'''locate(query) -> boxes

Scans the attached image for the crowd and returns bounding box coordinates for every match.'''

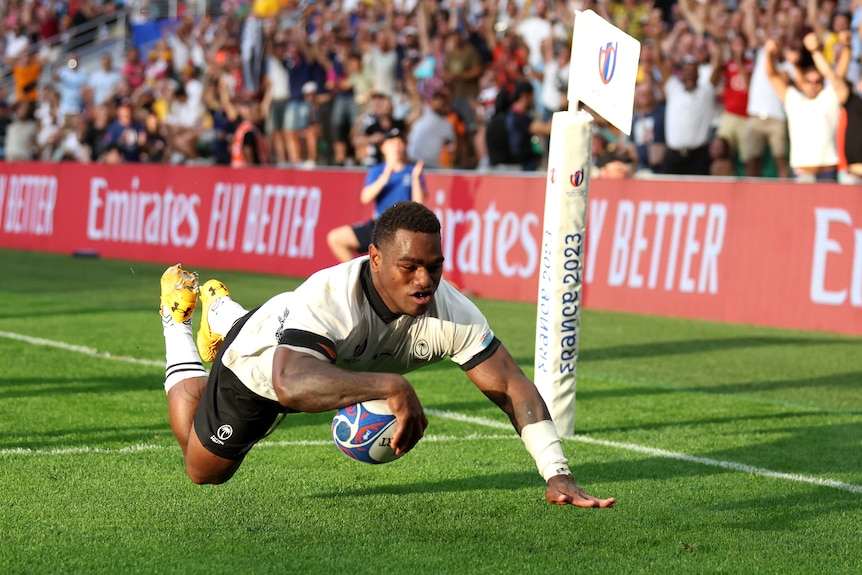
[0,0,860,182]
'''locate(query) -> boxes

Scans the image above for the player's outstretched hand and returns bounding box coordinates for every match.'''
[545,474,615,508]
[385,381,428,456]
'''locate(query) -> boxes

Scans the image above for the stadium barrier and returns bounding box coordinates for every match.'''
[0,162,859,336]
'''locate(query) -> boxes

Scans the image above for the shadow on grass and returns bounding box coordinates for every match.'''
[0,373,160,398]
[577,370,862,413]
[0,424,173,450]
[310,455,861,513]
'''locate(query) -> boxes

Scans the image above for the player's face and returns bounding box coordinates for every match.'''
[369,230,444,317]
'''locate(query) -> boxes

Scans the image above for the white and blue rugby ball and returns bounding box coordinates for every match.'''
[332,400,401,464]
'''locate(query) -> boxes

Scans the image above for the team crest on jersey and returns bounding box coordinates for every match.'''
[413,339,431,360]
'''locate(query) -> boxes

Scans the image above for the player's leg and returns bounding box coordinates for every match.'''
[160,264,209,454]
[161,266,244,483]
[197,279,247,363]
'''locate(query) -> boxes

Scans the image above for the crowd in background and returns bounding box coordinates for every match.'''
[0,0,861,181]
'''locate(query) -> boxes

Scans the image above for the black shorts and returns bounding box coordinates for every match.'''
[194,309,293,460]
[351,219,376,254]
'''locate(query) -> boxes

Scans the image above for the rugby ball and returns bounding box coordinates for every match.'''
[332,399,401,464]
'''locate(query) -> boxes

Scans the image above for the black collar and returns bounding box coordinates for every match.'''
[360,259,401,324]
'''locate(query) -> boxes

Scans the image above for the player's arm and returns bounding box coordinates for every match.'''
[465,344,615,508]
[272,346,428,455]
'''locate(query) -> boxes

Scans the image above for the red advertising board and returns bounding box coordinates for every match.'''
[1,163,860,336]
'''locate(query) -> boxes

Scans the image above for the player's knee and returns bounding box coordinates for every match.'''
[185,464,235,485]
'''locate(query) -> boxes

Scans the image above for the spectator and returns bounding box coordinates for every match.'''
[355,92,404,167]
[537,38,569,121]
[406,87,457,169]
[82,102,112,163]
[284,33,315,165]
[347,50,373,117]
[87,53,122,106]
[326,127,426,262]
[55,53,88,123]
[103,99,147,163]
[609,0,652,42]
[201,76,233,166]
[4,100,37,161]
[225,92,267,168]
[300,80,320,168]
[764,33,842,181]
[52,113,90,162]
[0,100,12,159]
[741,1,793,178]
[442,30,484,157]
[656,40,722,176]
[10,50,43,104]
[502,80,547,171]
[631,79,667,174]
[708,136,736,176]
[516,0,565,75]
[490,26,528,92]
[261,35,290,165]
[34,85,62,161]
[327,40,360,166]
[4,19,30,61]
[141,110,168,164]
[366,29,398,98]
[715,33,754,169]
[164,83,205,164]
[121,46,146,93]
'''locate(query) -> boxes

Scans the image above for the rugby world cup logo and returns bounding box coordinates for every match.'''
[598,41,618,85]
[570,169,585,188]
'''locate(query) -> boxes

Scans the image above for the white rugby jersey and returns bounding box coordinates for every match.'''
[220,257,501,402]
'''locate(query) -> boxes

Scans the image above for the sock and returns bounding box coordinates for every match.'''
[207,296,247,337]
[162,309,207,393]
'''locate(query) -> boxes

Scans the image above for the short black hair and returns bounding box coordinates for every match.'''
[512,80,534,100]
[371,202,440,248]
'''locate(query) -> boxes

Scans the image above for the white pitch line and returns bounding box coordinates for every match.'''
[2,330,860,495]
[0,330,162,367]
[0,435,517,457]
[426,409,862,495]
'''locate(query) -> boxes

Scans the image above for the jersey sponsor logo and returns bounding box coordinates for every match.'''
[211,424,234,445]
[480,328,493,347]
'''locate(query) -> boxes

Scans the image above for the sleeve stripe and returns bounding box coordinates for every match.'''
[278,329,338,362]
[459,337,502,371]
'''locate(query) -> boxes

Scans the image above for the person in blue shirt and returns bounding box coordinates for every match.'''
[326,128,427,262]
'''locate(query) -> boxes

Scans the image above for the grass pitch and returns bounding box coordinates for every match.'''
[0,249,860,574]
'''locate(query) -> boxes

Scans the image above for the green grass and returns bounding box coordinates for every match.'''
[0,248,860,575]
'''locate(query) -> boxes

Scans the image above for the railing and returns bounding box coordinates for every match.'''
[1,10,128,103]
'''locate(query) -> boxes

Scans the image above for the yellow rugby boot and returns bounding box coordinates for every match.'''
[159,264,199,324]
[197,279,230,362]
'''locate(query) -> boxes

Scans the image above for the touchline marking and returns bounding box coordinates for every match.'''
[0,330,162,367]
[426,409,862,495]
[0,435,517,457]
[2,330,860,495]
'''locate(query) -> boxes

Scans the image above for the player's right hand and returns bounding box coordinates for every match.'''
[385,379,428,455]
